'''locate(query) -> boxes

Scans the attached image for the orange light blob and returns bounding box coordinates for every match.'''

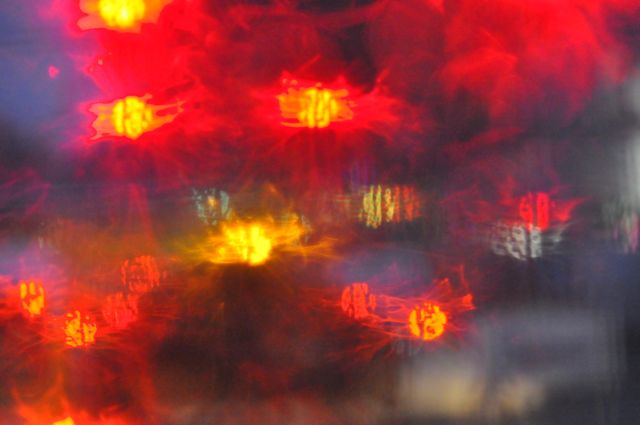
[277,81,354,129]
[19,280,45,318]
[78,0,173,32]
[204,217,307,266]
[408,302,447,341]
[64,311,97,348]
[52,417,75,425]
[89,94,182,140]
[460,293,475,311]
[120,255,160,294]
[341,282,376,320]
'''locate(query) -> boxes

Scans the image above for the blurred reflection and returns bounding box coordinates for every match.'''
[397,308,622,421]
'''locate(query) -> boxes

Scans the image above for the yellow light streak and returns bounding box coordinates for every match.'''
[278,84,354,129]
[89,94,182,140]
[201,217,307,266]
[78,0,173,32]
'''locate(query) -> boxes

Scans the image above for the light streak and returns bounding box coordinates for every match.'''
[359,185,421,228]
[337,277,472,344]
[89,94,182,140]
[199,216,309,266]
[220,223,272,266]
[277,80,354,129]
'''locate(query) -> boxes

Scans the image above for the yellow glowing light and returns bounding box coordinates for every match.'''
[341,282,376,320]
[89,94,182,140]
[408,302,447,341]
[218,223,273,266]
[52,417,75,425]
[98,0,146,29]
[205,217,306,266]
[64,311,97,348]
[112,96,152,139]
[278,82,354,129]
[19,280,45,318]
[78,0,173,32]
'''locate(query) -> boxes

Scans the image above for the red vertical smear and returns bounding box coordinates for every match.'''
[518,193,535,229]
[393,186,401,223]
[127,184,154,242]
[536,192,551,230]
[518,192,552,230]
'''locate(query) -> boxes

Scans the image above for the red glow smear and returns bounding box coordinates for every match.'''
[120,255,160,295]
[439,0,630,125]
[516,191,582,231]
[77,0,174,32]
[102,292,139,330]
[189,214,330,267]
[503,190,583,230]
[489,190,583,259]
[339,278,474,343]
[519,191,552,230]
[48,65,60,79]
[341,282,376,320]
[259,75,398,133]
[64,310,97,348]
[88,94,183,141]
